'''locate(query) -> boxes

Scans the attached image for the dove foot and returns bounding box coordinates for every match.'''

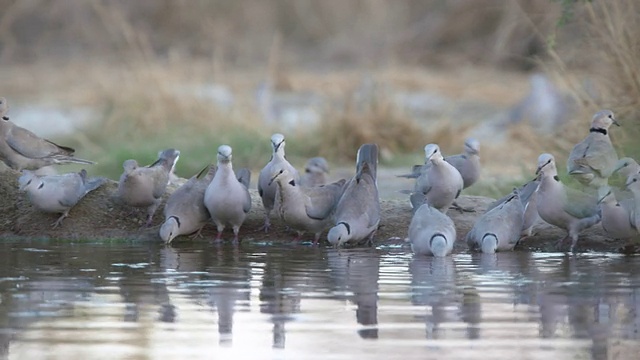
[51,213,68,229]
[189,227,205,239]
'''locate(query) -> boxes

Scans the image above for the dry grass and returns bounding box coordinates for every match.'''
[309,96,426,162]
[545,0,640,155]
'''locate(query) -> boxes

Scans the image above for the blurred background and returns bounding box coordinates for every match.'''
[0,0,638,196]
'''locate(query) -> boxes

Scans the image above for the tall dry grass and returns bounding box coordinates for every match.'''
[545,0,640,155]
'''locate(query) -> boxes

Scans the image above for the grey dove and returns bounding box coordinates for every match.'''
[399,138,480,189]
[327,144,380,247]
[624,173,640,232]
[0,97,95,171]
[409,144,464,213]
[117,148,180,227]
[613,157,640,181]
[258,133,299,232]
[160,164,216,243]
[407,203,456,257]
[269,168,346,244]
[536,153,601,251]
[300,156,330,187]
[486,177,541,237]
[466,190,525,253]
[567,110,619,188]
[597,186,636,240]
[19,169,107,228]
[204,145,252,243]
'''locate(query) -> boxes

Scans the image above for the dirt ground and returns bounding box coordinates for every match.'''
[0,168,634,254]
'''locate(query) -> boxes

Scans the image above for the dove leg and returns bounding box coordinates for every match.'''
[52,211,70,229]
[569,236,579,253]
[312,232,322,246]
[145,201,161,227]
[214,222,225,242]
[365,230,377,247]
[232,225,241,244]
[260,212,271,233]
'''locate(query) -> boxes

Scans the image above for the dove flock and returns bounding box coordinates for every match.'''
[1,96,637,254]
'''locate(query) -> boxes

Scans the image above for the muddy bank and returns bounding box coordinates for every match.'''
[0,169,629,253]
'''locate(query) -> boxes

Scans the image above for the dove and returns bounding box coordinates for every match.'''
[18,169,107,228]
[204,145,252,243]
[327,144,380,247]
[535,153,601,251]
[466,190,525,253]
[567,109,619,188]
[597,186,636,240]
[117,148,180,227]
[486,177,541,237]
[270,167,346,244]
[160,164,216,243]
[0,97,95,171]
[300,157,330,187]
[257,133,299,232]
[408,144,464,213]
[613,157,640,181]
[407,203,456,257]
[624,173,640,232]
[399,138,480,189]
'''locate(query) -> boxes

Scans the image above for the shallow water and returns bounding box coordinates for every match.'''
[0,240,639,360]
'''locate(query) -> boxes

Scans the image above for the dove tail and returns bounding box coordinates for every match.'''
[83,177,108,194]
[356,144,378,181]
[59,157,96,166]
[236,168,251,188]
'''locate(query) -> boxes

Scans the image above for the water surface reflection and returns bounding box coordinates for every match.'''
[0,240,639,359]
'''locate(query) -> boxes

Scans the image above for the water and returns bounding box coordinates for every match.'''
[0,240,639,360]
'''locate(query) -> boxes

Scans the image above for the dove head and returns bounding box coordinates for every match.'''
[327,222,351,247]
[269,167,295,186]
[157,149,180,172]
[481,233,498,254]
[625,173,640,193]
[613,157,640,178]
[122,159,139,173]
[305,157,329,174]
[464,138,480,155]
[18,170,38,192]
[271,133,286,154]
[159,216,180,243]
[535,153,557,177]
[591,109,619,130]
[217,145,233,164]
[429,233,449,257]
[597,186,615,205]
[424,144,443,163]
